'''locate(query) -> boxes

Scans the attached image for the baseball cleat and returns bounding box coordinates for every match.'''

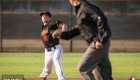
[40,77,46,80]
[39,73,47,80]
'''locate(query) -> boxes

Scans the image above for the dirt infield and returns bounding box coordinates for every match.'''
[23,78,140,80]
[0,78,140,80]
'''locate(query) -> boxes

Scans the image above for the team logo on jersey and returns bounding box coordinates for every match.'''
[128,76,136,80]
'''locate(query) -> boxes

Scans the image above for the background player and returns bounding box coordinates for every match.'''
[39,11,67,80]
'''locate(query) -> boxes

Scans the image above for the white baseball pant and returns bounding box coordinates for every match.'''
[40,44,66,80]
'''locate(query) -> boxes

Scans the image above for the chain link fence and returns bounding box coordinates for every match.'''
[0,0,140,52]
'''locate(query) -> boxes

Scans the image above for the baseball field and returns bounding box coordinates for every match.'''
[0,53,140,80]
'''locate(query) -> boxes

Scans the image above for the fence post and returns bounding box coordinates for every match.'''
[70,4,73,52]
[0,0,3,52]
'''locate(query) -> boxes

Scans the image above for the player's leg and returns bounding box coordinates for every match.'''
[53,44,66,80]
[39,48,54,79]
[77,39,111,80]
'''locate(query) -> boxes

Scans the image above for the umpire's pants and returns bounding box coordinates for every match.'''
[77,39,113,80]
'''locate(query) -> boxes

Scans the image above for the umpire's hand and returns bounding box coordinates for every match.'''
[52,30,62,38]
[95,41,103,49]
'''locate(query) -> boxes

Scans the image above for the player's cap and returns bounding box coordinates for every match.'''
[40,10,51,17]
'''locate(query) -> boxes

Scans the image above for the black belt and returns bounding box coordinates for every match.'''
[46,46,56,51]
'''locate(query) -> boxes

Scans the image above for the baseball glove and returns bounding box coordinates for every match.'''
[41,28,48,36]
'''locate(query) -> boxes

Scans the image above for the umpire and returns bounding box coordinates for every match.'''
[53,0,113,80]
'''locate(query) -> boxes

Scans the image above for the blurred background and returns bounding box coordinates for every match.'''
[0,0,140,53]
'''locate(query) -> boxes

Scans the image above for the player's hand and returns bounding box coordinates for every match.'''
[95,41,103,49]
[52,30,62,38]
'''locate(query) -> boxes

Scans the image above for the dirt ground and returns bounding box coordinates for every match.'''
[1,78,139,80]
[24,78,140,80]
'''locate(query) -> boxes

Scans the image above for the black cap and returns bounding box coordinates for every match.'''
[40,10,51,17]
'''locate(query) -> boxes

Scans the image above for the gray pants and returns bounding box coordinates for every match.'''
[77,40,113,80]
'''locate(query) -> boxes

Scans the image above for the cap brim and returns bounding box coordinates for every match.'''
[40,13,46,16]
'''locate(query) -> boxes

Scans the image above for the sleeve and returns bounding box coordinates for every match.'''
[60,25,80,40]
[86,7,107,43]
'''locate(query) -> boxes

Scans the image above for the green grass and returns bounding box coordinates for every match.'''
[0,53,140,78]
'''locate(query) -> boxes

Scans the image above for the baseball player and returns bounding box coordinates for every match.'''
[39,11,67,80]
